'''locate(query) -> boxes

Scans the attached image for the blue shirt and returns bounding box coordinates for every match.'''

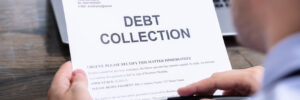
[253,33,300,100]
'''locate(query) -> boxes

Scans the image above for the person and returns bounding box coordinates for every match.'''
[178,0,300,99]
[48,0,300,100]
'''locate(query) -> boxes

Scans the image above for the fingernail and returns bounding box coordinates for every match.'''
[178,87,184,90]
[74,70,86,77]
[178,87,186,92]
[179,86,188,90]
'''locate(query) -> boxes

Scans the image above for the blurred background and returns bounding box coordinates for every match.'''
[0,0,264,100]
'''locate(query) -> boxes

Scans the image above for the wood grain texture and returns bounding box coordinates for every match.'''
[227,47,265,69]
[0,0,265,100]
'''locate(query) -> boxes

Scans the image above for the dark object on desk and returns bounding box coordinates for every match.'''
[213,0,236,36]
[168,95,250,100]
[214,0,231,8]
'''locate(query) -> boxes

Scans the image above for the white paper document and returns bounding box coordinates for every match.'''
[62,0,231,100]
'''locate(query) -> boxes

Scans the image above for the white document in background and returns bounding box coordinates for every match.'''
[62,0,231,100]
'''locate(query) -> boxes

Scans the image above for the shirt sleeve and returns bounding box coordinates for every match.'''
[252,76,300,100]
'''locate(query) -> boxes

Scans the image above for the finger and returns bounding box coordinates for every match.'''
[178,78,217,96]
[49,61,73,94]
[70,70,89,91]
[71,69,88,87]
[222,90,235,96]
[222,90,242,96]
[200,99,215,100]
[178,70,244,96]
[69,70,91,99]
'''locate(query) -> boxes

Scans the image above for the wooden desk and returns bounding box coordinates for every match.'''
[0,0,265,99]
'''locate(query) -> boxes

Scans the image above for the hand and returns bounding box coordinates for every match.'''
[48,61,92,100]
[178,66,264,96]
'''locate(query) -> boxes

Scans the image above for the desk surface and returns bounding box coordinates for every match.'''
[0,0,265,100]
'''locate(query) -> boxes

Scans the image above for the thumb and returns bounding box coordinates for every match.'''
[70,70,89,93]
[69,70,92,100]
[72,70,88,85]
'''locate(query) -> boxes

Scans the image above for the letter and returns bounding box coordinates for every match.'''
[181,28,191,38]
[157,30,165,40]
[138,31,148,42]
[143,16,152,26]
[134,16,143,26]
[111,33,121,44]
[129,32,139,43]
[100,33,110,44]
[124,16,133,27]
[170,29,181,39]
[152,15,160,25]
[148,31,158,41]
[165,30,171,40]
[121,33,130,43]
